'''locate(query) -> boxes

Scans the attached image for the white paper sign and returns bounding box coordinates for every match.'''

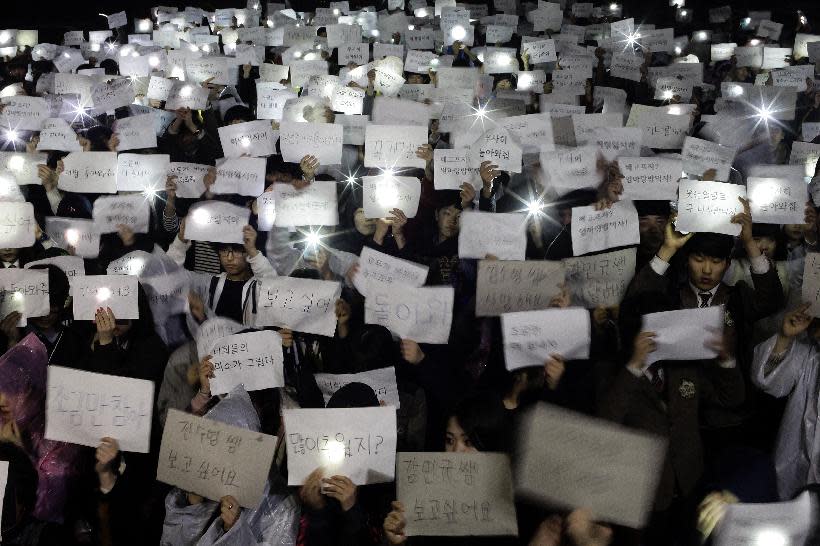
[563,248,636,308]
[789,141,820,178]
[364,284,454,344]
[642,306,723,364]
[213,157,266,196]
[747,177,806,225]
[364,125,427,169]
[255,277,341,337]
[675,179,745,236]
[335,114,368,145]
[25,255,85,278]
[116,153,171,192]
[502,308,590,370]
[714,491,813,546]
[516,403,667,529]
[371,97,431,127]
[682,136,736,181]
[0,269,49,322]
[167,162,208,198]
[114,114,158,151]
[279,121,344,165]
[314,367,400,407]
[433,148,481,190]
[331,86,365,115]
[147,76,174,101]
[0,202,34,248]
[58,152,118,194]
[44,217,100,258]
[362,175,421,219]
[37,118,82,152]
[283,407,397,485]
[217,120,278,158]
[91,77,136,112]
[267,180,339,228]
[164,82,209,111]
[45,366,153,453]
[256,85,296,121]
[458,211,527,261]
[92,194,150,234]
[571,201,640,256]
[476,260,565,317]
[469,128,522,173]
[0,96,49,131]
[522,39,557,63]
[353,246,428,297]
[0,152,47,186]
[71,275,139,320]
[619,157,682,200]
[207,330,285,396]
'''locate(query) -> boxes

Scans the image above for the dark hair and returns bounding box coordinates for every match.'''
[433,190,462,212]
[0,441,39,527]
[223,105,253,125]
[683,233,734,261]
[99,58,119,75]
[449,391,510,452]
[27,264,70,310]
[327,382,379,408]
[85,125,114,151]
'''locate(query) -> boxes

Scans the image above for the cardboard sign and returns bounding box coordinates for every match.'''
[398,452,518,537]
[516,403,667,528]
[0,202,35,248]
[58,152,118,194]
[571,201,640,256]
[279,121,344,165]
[283,407,397,485]
[217,120,278,158]
[213,157,266,196]
[476,260,564,317]
[362,175,421,219]
[45,366,153,453]
[255,276,341,337]
[208,330,285,396]
[364,284,454,344]
[502,308,591,370]
[746,177,806,225]
[458,211,527,261]
[353,246,428,297]
[71,275,139,320]
[314,367,400,407]
[364,124,427,169]
[44,217,100,258]
[116,153,171,192]
[157,407,277,507]
[184,201,250,244]
[92,194,151,234]
[675,179,745,236]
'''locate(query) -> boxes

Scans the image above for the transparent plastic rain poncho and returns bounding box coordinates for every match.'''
[0,333,85,523]
[160,387,298,546]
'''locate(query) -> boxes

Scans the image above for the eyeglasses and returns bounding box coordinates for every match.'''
[218,247,246,258]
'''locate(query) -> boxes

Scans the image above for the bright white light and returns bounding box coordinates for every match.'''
[241,137,251,148]
[64,228,80,246]
[202,44,211,53]
[750,38,761,46]
[7,156,24,171]
[192,208,210,224]
[148,55,160,67]
[170,66,185,79]
[517,73,532,90]
[662,90,674,99]
[729,85,743,97]
[371,29,380,37]
[333,8,340,15]
[0,32,10,44]
[266,19,274,28]
[324,440,346,465]
[293,50,303,59]
[179,85,192,98]
[3,129,19,143]
[450,25,466,41]
[626,32,640,47]
[609,3,619,11]
[742,17,751,26]
[417,8,428,17]
[674,46,682,55]
[375,183,399,207]
[119,46,133,57]
[96,286,112,302]
[91,43,101,52]
[138,20,151,32]
[131,51,139,58]
[801,16,807,25]
[751,182,778,205]
[756,105,772,122]
[527,201,543,215]
[680,10,688,16]
[668,106,682,115]
[188,43,199,52]
[473,105,487,119]
[753,529,787,546]
[305,230,321,248]
[430,58,439,66]
[105,42,117,53]
[143,185,158,199]
[345,174,357,185]
[11,291,23,302]
[408,24,415,31]
[63,52,71,59]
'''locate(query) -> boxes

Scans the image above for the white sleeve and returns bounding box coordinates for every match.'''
[166,237,191,267]
[650,255,670,275]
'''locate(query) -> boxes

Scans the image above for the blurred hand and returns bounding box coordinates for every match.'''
[400,339,425,364]
[220,495,241,531]
[544,354,566,390]
[383,501,407,545]
[300,468,326,510]
[95,307,116,345]
[198,355,214,394]
[321,475,357,511]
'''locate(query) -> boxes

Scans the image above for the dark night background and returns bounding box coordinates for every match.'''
[4,0,819,43]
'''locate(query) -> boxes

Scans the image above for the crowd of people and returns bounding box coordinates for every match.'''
[0,0,819,545]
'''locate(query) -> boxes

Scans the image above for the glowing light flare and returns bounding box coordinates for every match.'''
[674,46,682,55]
[696,31,708,42]
[323,440,346,465]
[7,155,25,171]
[408,24,415,31]
[609,3,619,11]
[96,287,112,302]
[668,106,682,115]
[0,32,10,44]
[526,200,543,215]
[417,8,428,18]
[240,137,251,148]
[179,85,193,98]
[333,8,340,15]
[375,180,399,208]
[143,185,159,199]
[192,208,210,225]
[753,529,787,546]
[450,25,467,41]
[137,20,152,32]
[148,55,160,68]
[750,182,778,205]
[680,10,688,17]
[293,50,303,59]
[11,291,23,302]
[64,228,80,246]
[3,129,19,143]
[304,230,322,248]
[662,90,674,100]
[749,38,761,46]
[91,43,101,52]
